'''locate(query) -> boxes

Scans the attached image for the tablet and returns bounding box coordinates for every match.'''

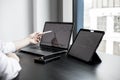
[68,29,105,62]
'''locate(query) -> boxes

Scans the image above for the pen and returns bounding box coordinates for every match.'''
[43,30,52,34]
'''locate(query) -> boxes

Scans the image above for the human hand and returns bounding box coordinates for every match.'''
[28,32,43,44]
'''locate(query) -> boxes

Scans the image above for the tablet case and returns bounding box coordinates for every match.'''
[68,29,105,64]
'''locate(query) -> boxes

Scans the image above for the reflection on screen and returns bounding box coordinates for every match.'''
[51,32,59,46]
[40,22,73,49]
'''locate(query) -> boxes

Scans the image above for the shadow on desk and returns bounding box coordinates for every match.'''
[0,74,19,80]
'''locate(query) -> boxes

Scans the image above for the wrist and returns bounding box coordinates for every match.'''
[6,53,20,62]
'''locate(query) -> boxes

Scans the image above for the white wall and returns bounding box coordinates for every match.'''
[33,0,73,32]
[63,0,73,22]
[0,0,73,41]
[0,0,33,41]
[33,0,58,32]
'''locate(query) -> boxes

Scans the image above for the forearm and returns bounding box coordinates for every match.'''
[13,37,31,50]
[6,53,20,62]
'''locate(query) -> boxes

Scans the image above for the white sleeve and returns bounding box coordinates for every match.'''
[0,52,21,80]
[0,40,16,54]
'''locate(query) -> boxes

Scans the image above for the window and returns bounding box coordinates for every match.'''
[83,0,120,55]
[114,16,120,32]
[97,16,106,31]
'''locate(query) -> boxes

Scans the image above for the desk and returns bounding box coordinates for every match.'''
[17,52,120,80]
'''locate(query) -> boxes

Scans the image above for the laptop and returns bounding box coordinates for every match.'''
[68,29,105,62]
[21,22,73,56]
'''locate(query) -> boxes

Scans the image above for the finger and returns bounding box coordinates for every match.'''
[38,32,44,36]
[35,39,40,43]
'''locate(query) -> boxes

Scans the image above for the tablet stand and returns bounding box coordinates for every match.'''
[89,52,101,64]
[68,52,102,64]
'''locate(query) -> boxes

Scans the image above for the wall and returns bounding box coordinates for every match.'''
[0,0,33,41]
[33,0,58,32]
[33,0,73,32]
[63,0,73,22]
[0,0,73,41]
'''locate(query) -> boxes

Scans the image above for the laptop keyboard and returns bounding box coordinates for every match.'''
[30,46,40,49]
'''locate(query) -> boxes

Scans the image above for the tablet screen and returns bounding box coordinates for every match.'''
[68,29,104,62]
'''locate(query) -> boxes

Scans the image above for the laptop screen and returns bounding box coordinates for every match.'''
[40,22,73,49]
[68,29,105,62]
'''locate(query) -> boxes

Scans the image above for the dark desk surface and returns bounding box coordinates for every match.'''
[17,52,120,80]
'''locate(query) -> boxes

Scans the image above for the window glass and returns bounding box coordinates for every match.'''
[84,0,120,55]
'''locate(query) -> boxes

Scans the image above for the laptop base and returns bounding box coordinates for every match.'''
[20,46,67,56]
